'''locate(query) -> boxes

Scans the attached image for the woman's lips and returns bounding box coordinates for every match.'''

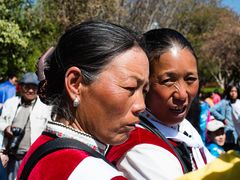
[169,106,187,116]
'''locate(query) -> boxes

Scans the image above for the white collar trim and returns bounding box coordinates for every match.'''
[140,110,204,148]
[45,121,107,155]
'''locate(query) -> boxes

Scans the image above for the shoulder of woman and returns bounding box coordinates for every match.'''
[181,119,193,127]
[69,156,125,179]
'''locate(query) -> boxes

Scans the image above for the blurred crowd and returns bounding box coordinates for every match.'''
[187,85,240,158]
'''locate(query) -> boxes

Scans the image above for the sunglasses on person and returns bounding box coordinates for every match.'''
[21,84,38,91]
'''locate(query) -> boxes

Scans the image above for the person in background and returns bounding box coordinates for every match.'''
[205,92,214,108]
[212,89,221,105]
[210,85,240,149]
[198,91,211,144]
[17,21,149,179]
[0,72,18,113]
[0,72,52,180]
[186,88,211,145]
[206,119,226,157]
[0,73,18,149]
[107,28,214,180]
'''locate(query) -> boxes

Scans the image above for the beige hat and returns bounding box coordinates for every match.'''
[210,115,215,121]
[207,120,225,132]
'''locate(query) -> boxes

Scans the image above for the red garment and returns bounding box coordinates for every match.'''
[106,120,212,180]
[107,127,185,172]
[17,134,126,180]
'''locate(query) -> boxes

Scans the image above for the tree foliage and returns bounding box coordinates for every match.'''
[120,0,179,32]
[0,0,30,78]
[35,0,126,32]
[201,9,240,88]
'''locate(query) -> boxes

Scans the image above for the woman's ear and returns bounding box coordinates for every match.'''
[65,66,82,101]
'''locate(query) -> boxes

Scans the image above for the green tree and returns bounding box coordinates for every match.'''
[0,0,59,79]
[169,0,240,88]
[0,0,30,78]
[1,0,127,79]
[173,1,222,85]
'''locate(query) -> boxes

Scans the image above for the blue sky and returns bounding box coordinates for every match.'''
[222,0,240,14]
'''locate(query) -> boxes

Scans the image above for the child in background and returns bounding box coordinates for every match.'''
[206,119,226,157]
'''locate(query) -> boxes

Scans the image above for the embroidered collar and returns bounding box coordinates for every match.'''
[45,121,107,155]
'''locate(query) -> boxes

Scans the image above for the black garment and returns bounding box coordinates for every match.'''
[0,160,7,180]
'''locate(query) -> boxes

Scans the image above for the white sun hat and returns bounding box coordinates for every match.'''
[207,120,225,132]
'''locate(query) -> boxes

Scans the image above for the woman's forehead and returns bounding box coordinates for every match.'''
[151,49,197,74]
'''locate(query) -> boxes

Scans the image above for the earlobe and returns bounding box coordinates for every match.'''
[65,66,82,101]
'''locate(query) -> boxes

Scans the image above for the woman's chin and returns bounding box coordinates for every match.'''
[168,111,187,124]
[160,115,185,126]
[107,135,129,146]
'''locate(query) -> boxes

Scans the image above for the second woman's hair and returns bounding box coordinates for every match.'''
[143,28,197,74]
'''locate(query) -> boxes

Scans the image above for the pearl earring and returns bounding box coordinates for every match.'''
[73,97,80,107]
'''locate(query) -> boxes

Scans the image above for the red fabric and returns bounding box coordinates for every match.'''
[112,176,128,180]
[17,134,89,180]
[199,147,207,164]
[106,127,184,171]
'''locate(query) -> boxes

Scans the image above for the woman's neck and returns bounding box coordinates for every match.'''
[230,99,237,103]
[56,117,84,132]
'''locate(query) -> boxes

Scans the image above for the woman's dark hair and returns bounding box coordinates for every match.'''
[44,20,144,120]
[225,85,240,100]
[143,28,197,75]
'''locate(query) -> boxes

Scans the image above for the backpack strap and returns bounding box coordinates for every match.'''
[139,116,190,173]
[20,137,112,180]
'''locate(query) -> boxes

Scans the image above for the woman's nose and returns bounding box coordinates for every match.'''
[173,82,188,101]
[132,92,146,116]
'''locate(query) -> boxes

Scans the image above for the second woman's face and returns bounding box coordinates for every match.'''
[78,47,149,145]
[146,48,199,125]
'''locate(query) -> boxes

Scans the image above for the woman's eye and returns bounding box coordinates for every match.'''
[186,77,198,84]
[125,87,137,94]
[160,79,174,86]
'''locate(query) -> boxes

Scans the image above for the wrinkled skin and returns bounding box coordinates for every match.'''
[146,48,199,126]
[76,47,149,145]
